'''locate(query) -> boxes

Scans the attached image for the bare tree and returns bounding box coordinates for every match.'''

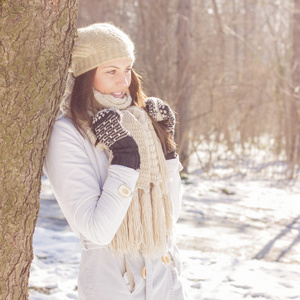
[0,1,77,299]
[175,0,192,170]
[78,0,125,26]
[287,0,300,177]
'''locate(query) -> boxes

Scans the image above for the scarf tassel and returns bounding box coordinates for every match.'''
[151,182,167,256]
[110,190,142,257]
[109,183,174,259]
[139,189,154,257]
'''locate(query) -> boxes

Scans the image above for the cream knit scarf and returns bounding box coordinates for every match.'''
[61,74,174,258]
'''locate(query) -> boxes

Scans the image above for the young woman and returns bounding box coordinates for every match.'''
[44,23,186,300]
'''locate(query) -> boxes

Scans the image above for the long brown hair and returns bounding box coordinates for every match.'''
[70,68,171,156]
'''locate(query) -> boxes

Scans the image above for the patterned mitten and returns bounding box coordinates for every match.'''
[145,98,176,159]
[92,108,140,170]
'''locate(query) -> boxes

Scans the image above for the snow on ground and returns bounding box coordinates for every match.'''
[29,151,300,300]
[177,174,300,300]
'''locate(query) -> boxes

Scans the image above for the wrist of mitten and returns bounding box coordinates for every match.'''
[110,136,140,170]
[93,109,141,170]
[165,147,177,160]
[165,137,177,160]
[166,151,176,160]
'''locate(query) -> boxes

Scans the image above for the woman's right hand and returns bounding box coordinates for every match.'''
[92,108,140,170]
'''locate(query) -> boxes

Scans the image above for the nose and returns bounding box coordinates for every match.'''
[116,73,130,88]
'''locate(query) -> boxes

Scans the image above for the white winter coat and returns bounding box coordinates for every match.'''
[44,115,186,300]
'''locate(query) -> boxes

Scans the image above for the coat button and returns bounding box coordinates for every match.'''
[161,253,172,266]
[118,184,132,198]
[141,266,146,280]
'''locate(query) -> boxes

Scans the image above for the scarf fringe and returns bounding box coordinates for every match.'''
[151,183,167,255]
[109,184,173,259]
[140,189,154,257]
[128,190,143,252]
[109,215,128,257]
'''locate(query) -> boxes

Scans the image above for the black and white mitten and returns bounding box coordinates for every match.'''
[145,97,176,159]
[92,108,140,170]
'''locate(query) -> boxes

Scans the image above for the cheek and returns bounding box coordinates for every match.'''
[127,72,132,86]
[94,73,108,92]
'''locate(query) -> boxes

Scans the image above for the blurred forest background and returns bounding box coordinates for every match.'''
[78,0,300,177]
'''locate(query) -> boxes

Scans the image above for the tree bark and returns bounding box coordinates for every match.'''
[77,0,117,26]
[176,0,192,171]
[287,0,300,177]
[0,1,78,299]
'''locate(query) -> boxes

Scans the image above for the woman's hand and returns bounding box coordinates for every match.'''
[145,98,176,159]
[93,108,140,169]
[145,98,175,135]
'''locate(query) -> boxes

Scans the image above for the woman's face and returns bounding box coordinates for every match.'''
[94,58,133,98]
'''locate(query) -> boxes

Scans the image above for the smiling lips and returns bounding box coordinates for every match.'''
[111,92,124,98]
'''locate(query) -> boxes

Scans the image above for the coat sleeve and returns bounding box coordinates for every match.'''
[44,117,139,245]
[165,155,183,222]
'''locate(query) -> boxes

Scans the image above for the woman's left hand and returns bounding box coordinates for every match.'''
[145,98,176,159]
[145,97,175,136]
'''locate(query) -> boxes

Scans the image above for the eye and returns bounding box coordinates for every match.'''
[107,70,115,74]
[125,68,132,73]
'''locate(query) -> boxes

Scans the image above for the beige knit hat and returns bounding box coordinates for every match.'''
[70,23,135,77]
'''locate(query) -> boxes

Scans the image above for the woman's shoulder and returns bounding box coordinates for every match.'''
[50,115,84,143]
[53,114,74,129]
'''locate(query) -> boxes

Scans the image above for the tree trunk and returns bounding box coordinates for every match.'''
[176,0,192,171]
[77,0,118,26]
[0,1,78,299]
[287,0,300,177]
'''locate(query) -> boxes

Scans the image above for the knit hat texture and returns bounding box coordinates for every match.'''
[70,23,135,77]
